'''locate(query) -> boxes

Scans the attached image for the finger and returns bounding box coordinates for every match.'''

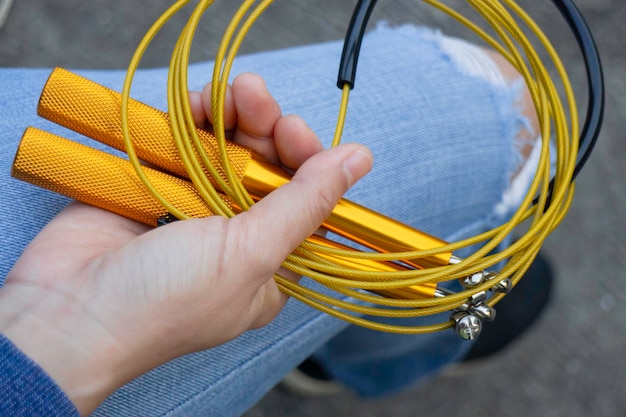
[227,143,373,281]
[201,82,237,131]
[274,114,324,171]
[230,73,282,163]
[188,91,207,129]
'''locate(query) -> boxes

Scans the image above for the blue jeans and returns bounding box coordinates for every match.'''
[0,25,529,416]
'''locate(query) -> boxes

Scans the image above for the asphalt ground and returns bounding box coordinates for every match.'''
[1,1,624,416]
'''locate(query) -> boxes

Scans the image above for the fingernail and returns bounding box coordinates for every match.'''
[343,148,373,188]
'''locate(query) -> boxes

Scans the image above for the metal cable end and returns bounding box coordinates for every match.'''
[461,271,487,289]
[450,311,482,340]
[470,303,496,322]
[449,290,495,339]
[491,277,513,294]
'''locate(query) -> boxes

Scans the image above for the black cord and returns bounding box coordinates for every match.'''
[551,0,605,181]
[337,0,378,89]
[337,0,605,200]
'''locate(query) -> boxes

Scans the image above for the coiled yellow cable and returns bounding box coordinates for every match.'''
[119,0,578,335]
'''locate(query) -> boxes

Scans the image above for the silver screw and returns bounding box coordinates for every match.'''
[491,277,513,294]
[453,314,482,340]
[461,271,486,289]
[471,303,496,322]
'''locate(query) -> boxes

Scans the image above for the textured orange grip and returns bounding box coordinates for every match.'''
[12,127,215,226]
[11,127,436,299]
[35,68,451,268]
[38,67,252,182]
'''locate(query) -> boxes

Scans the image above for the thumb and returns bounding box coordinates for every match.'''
[229,143,373,276]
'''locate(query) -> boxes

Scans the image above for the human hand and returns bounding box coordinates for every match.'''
[0,73,372,415]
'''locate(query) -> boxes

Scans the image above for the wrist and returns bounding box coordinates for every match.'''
[0,281,128,416]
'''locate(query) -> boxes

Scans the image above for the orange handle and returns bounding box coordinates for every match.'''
[37,68,451,268]
[12,126,436,299]
[12,127,215,226]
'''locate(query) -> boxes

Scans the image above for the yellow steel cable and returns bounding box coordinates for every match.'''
[209,0,274,210]
[112,0,581,334]
[121,0,192,221]
[169,22,234,217]
[331,85,351,147]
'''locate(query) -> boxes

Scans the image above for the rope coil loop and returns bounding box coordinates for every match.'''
[119,0,592,336]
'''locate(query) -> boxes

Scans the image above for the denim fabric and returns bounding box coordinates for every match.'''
[0,25,527,416]
[0,335,79,416]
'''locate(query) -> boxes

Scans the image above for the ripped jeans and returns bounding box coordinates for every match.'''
[0,24,533,416]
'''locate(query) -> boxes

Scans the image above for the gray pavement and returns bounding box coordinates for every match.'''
[1,1,624,416]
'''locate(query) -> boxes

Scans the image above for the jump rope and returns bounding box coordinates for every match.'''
[12,0,604,339]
